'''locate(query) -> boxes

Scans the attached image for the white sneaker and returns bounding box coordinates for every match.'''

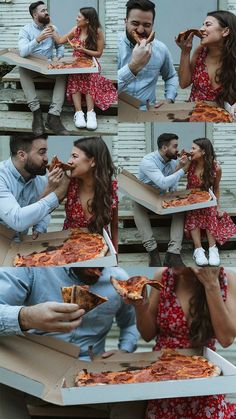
[74,111,86,128]
[193,247,208,266]
[208,245,220,266]
[86,110,97,130]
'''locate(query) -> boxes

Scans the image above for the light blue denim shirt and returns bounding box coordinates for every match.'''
[139,151,185,193]
[118,33,178,106]
[0,158,59,234]
[18,21,64,59]
[0,267,139,360]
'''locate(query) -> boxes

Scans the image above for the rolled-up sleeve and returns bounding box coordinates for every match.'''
[0,268,32,335]
[0,181,59,232]
[161,47,179,102]
[140,158,185,190]
[118,64,136,92]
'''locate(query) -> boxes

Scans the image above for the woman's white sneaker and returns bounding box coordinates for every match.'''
[86,110,97,130]
[74,111,86,128]
[208,245,220,266]
[193,247,208,266]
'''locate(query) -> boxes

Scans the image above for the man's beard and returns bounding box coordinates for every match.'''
[24,158,47,176]
[166,151,178,160]
[126,28,148,45]
[38,15,50,25]
[69,268,102,285]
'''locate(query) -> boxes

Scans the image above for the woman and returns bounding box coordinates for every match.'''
[176,11,236,118]
[185,138,236,266]
[63,136,118,251]
[133,266,236,418]
[52,7,117,129]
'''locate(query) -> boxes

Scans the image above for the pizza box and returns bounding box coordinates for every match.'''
[0,334,236,406]
[0,48,99,75]
[0,226,117,267]
[118,92,218,122]
[118,169,217,215]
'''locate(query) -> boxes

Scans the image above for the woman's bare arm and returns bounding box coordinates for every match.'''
[80,30,104,58]
[52,26,77,45]
[177,33,202,89]
[110,206,118,253]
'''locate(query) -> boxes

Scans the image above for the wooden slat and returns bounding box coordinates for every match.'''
[0,111,117,135]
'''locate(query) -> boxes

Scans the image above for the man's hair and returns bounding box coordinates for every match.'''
[10,134,48,156]
[157,133,178,149]
[126,0,156,20]
[29,1,45,17]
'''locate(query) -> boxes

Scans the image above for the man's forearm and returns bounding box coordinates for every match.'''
[0,305,24,335]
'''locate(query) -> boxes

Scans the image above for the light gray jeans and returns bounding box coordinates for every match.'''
[19,67,66,115]
[0,384,147,419]
[133,201,184,253]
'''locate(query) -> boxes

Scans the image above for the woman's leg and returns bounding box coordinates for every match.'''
[206,230,216,247]
[86,94,97,130]
[190,228,208,266]
[72,92,82,112]
[85,93,94,111]
[206,230,220,266]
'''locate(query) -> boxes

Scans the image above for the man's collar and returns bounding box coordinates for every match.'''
[123,32,135,49]
[156,150,170,164]
[8,158,35,183]
[32,21,45,30]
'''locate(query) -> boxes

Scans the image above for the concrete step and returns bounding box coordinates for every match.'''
[0,111,117,135]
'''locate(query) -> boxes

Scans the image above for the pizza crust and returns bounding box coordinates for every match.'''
[110,275,163,300]
[176,29,203,43]
[61,285,108,313]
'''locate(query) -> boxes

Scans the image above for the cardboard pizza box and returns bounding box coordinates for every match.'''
[0,226,117,267]
[0,48,99,75]
[118,92,217,122]
[118,169,217,215]
[0,334,236,405]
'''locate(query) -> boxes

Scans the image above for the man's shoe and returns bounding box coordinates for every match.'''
[45,114,69,135]
[148,248,162,267]
[74,111,86,128]
[193,247,208,266]
[86,110,97,130]
[208,245,220,266]
[163,252,185,267]
[32,109,45,136]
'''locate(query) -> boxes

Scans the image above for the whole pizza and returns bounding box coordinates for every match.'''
[162,189,212,209]
[13,229,108,267]
[48,57,94,70]
[75,349,221,387]
[189,101,233,123]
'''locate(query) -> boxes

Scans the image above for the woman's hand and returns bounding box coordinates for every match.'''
[190,267,221,288]
[175,32,194,54]
[217,206,224,218]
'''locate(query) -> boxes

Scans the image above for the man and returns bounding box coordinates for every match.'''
[134,133,190,267]
[118,0,178,107]
[0,134,69,239]
[0,266,146,419]
[18,1,69,135]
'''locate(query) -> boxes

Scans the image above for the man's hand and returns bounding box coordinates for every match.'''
[175,32,194,54]
[102,349,128,359]
[32,230,40,240]
[154,99,174,108]
[128,39,152,75]
[36,27,54,43]
[190,267,221,289]
[54,173,71,202]
[176,155,190,173]
[47,167,64,192]
[19,302,85,333]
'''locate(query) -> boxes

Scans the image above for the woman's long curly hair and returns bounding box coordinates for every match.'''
[207,10,236,106]
[73,137,115,234]
[80,7,101,51]
[174,268,221,346]
[193,138,216,191]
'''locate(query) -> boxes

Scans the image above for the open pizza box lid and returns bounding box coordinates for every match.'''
[118,169,217,215]
[118,92,217,122]
[0,226,117,267]
[0,48,99,75]
[0,334,236,405]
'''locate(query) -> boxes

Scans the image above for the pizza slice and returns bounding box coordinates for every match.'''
[110,275,164,300]
[189,102,233,122]
[177,149,191,158]
[61,285,108,313]
[176,28,203,43]
[132,30,155,45]
[47,155,73,172]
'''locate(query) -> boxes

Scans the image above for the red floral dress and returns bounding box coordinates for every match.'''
[184,162,236,245]
[189,47,222,102]
[146,267,236,419]
[63,178,118,230]
[66,27,117,110]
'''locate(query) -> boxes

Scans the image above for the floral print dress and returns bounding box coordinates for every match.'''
[189,47,222,102]
[184,162,236,244]
[66,27,117,110]
[146,267,236,419]
[63,178,118,230]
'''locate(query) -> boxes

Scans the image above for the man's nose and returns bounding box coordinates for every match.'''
[136,25,145,33]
